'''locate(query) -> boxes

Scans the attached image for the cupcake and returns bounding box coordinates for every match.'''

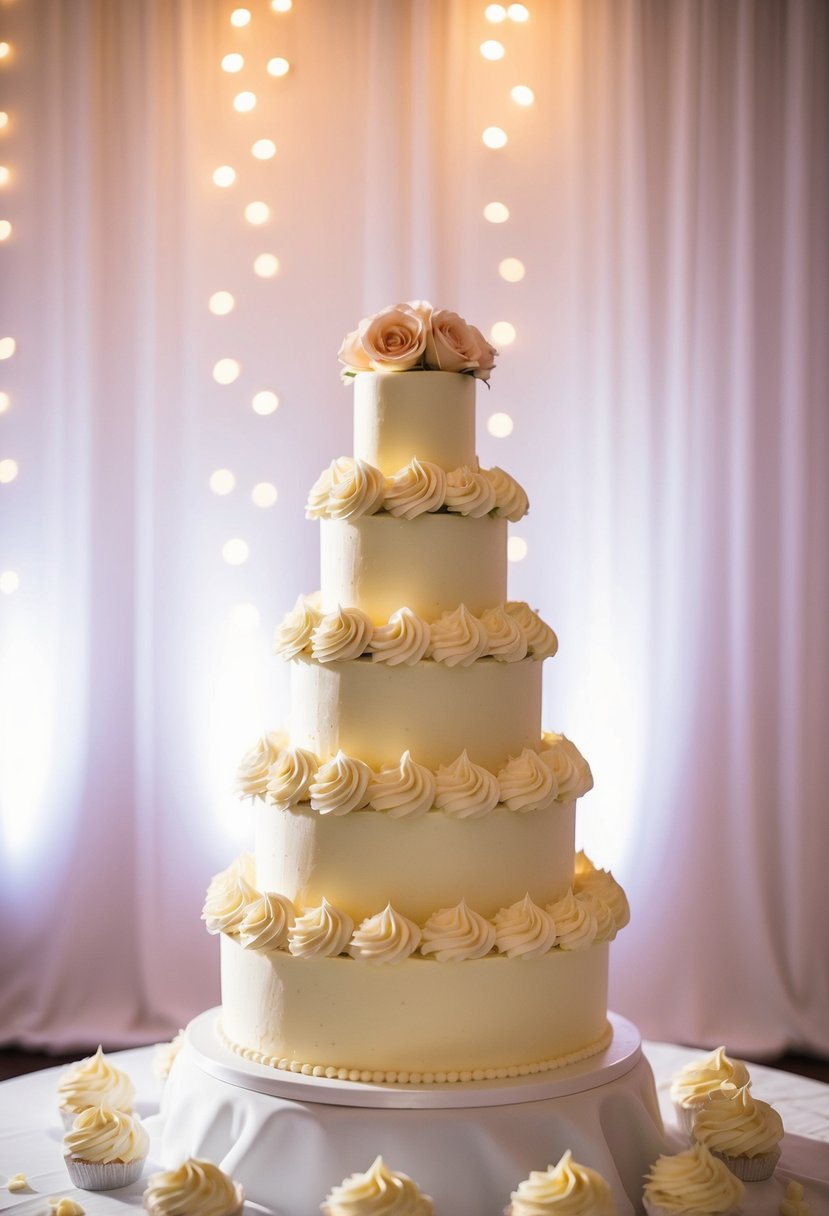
[57,1045,135,1129]
[669,1046,751,1135]
[143,1158,244,1216]
[152,1030,186,1082]
[321,1156,433,1215]
[692,1082,784,1181]
[63,1104,149,1190]
[506,1150,617,1214]
[642,1144,744,1216]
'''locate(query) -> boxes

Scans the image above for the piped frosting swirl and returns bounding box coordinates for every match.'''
[540,733,594,801]
[485,465,530,522]
[508,1150,616,1215]
[63,1104,149,1164]
[444,465,497,517]
[237,891,294,950]
[312,606,373,662]
[692,1082,784,1158]
[321,1155,433,1216]
[288,897,354,958]
[367,751,436,818]
[505,601,559,658]
[266,745,319,807]
[420,899,496,961]
[546,889,598,951]
[434,750,500,818]
[57,1047,135,1117]
[429,604,489,666]
[643,1144,744,1214]
[494,894,557,960]
[498,748,558,811]
[384,458,447,519]
[273,596,323,660]
[348,904,422,964]
[143,1158,243,1216]
[370,608,431,666]
[309,750,372,815]
[234,730,287,800]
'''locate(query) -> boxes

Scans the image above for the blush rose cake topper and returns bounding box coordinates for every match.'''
[338,301,498,382]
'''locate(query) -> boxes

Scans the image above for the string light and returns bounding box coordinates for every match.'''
[0,570,19,595]
[0,43,10,61]
[487,412,514,438]
[208,291,235,316]
[0,458,19,484]
[230,8,251,28]
[480,40,505,61]
[233,92,257,113]
[0,337,16,360]
[499,257,525,282]
[209,469,236,495]
[253,253,279,278]
[252,138,277,160]
[482,127,508,149]
[483,201,509,224]
[0,112,8,130]
[212,165,237,188]
[251,390,279,415]
[507,4,530,21]
[222,538,249,565]
[252,482,278,507]
[491,321,516,346]
[508,537,528,562]
[221,53,244,73]
[511,85,535,106]
[0,393,9,413]
[485,4,507,21]
[0,167,10,187]
[271,0,293,10]
[245,201,270,225]
[229,603,261,629]
[212,358,241,385]
[0,221,11,241]
[266,57,290,77]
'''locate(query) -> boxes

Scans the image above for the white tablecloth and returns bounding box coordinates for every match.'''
[1,1042,828,1214]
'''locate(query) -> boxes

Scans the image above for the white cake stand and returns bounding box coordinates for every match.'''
[149,1009,675,1215]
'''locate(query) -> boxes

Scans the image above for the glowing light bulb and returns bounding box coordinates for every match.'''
[229,602,261,629]
[0,570,19,595]
[0,393,9,413]
[212,165,237,188]
[271,0,293,10]
[0,458,19,483]
[253,253,279,278]
[213,358,241,385]
[483,201,510,224]
[480,40,505,60]
[499,258,525,282]
[209,291,235,316]
[486,4,507,21]
[252,138,277,160]
[221,53,244,73]
[252,482,278,507]
[491,321,516,346]
[0,167,10,187]
[209,468,236,495]
[0,43,10,60]
[482,127,508,149]
[508,3,530,21]
[230,8,251,27]
[222,538,249,565]
[487,412,514,438]
[0,112,8,129]
[0,221,10,241]
[0,337,16,360]
[508,536,528,562]
[245,201,270,225]
[252,390,279,415]
[266,57,291,77]
[511,85,535,106]
[233,91,257,113]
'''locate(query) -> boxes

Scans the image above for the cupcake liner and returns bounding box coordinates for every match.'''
[712,1146,780,1181]
[64,1154,146,1191]
[673,1100,700,1137]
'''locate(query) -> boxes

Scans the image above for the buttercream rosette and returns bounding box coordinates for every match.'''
[63,1104,149,1191]
[505,1148,617,1214]
[691,1082,783,1181]
[321,1154,434,1216]
[669,1046,751,1135]
[642,1144,744,1216]
[57,1045,135,1129]
[143,1157,244,1216]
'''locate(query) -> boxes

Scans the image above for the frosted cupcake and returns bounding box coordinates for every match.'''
[321,1156,434,1215]
[669,1046,751,1135]
[63,1104,149,1190]
[691,1082,784,1180]
[642,1144,744,1216]
[506,1150,617,1214]
[152,1030,186,1082]
[57,1045,135,1129]
[143,1158,244,1216]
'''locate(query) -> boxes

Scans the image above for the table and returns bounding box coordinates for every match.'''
[1,1041,828,1214]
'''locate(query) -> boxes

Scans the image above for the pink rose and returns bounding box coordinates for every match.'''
[425,309,483,373]
[356,304,428,372]
[469,325,498,382]
[337,327,373,371]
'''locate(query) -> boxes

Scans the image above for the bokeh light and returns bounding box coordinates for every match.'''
[208,291,235,316]
[252,482,278,508]
[213,358,241,385]
[480,41,505,61]
[233,92,257,113]
[252,390,279,415]
[491,320,517,346]
[511,85,535,106]
[487,412,514,438]
[212,165,237,188]
[245,201,270,225]
[252,139,277,160]
[221,53,244,73]
[209,469,236,495]
[0,570,19,595]
[253,253,280,278]
[499,257,525,282]
[482,127,508,149]
[222,538,249,565]
[230,9,251,28]
[508,536,528,562]
[0,458,18,484]
[483,201,510,224]
[267,57,291,77]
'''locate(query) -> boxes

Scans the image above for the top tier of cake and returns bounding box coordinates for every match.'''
[353,370,476,473]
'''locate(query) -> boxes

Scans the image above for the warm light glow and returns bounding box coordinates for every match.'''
[271,0,293,10]
[252,390,279,415]
[482,127,508,149]
[213,357,241,385]
[487,412,514,438]
[0,43,10,61]
[508,536,528,562]
[0,112,8,129]
[483,201,510,224]
[0,570,19,595]
[252,481,278,508]
[252,138,277,160]
[508,3,530,20]
[208,290,235,316]
[266,57,291,77]
[0,392,9,413]
[485,4,507,21]
[0,337,16,360]
[0,458,18,484]
[499,257,525,282]
[230,8,251,27]
[480,40,505,61]
[209,468,236,495]
[221,53,244,73]
[222,538,249,565]
[245,201,270,225]
[0,167,10,186]
[0,626,54,859]
[233,91,257,113]
[229,602,261,629]
[0,221,11,241]
[491,320,517,346]
[253,253,279,278]
[511,85,535,106]
[212,165,237,188]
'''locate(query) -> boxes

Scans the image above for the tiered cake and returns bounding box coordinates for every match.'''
[203,303,629,1083]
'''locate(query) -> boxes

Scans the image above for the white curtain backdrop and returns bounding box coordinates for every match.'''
[1,0,827,1058]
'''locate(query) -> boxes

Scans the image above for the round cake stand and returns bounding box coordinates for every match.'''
[148,1009,674,1216]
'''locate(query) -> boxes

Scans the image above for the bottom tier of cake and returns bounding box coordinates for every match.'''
[220,933,610,1080]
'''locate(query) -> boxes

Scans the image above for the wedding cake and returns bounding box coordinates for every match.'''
[202,302,629,1083]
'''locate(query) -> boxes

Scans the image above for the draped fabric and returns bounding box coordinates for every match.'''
[0,0,826,1056]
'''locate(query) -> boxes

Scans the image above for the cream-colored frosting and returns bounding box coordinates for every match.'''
[143,1158,243,1216]
[202,870,257,935]
[494,894,558,959]
[540,733,594,801]
[434,750,501,818]
[266,745,319,807]
[238,891,294,950]
[428,604,489,666]
[573,856,630,931]
[643,1144,744,1213]
[420,899,496,961]
[288,897,354,958]
[273,595,323,660]
[444,465,497,517]
[692,1082,784,1158]
[63,1104,148,1164]
[322,457,386,520]
[670,1046,752,1112]
[367,751,436,818]
[481,605,528,662]
[321,1155,434,1216]
[234,730,287,800]
[309,751,372,815]
[384,458,447,518]
[353,369,476,473]
[506,602,559,659]
[578,892,617,943]
[508,1150,616,1215]
[307,457,357,519]
[152,1030,185,1081]
[780,1180,811,1216]
[348,904,422,964]
[57,1046,135,1116]
[546,889,598,951]
[6,1173,29,1193]
[311,606,373,662]
[370,608,431,665]
[485,465,530,522]
[498,748,558,811]
[50,1199,85,1216]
